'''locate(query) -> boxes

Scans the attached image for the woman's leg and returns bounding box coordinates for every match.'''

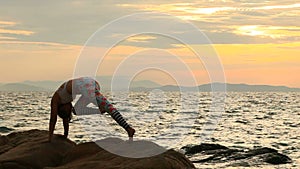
[95,88,135,137]
[75,77,135,137]
[73,95,99,115]
[95,91,129,128]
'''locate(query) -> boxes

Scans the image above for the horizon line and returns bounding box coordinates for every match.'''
[0,80,299,89]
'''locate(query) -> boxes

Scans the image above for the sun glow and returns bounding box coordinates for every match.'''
[232,25,300,39]
[235,26,265,37]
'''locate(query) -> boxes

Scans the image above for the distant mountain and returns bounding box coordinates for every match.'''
[95,76,161,90]
[23,80,62,91]
[0,79,299,92]
[0,83,48,91]
[130,80,161,88]
[154,83,300,92]
[221,83,300,92]
[0,78,162,92]
[198,83,300,92]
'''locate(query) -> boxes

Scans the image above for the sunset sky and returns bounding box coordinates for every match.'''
[0,0,299,87]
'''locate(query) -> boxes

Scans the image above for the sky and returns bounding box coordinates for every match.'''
[0,0,299,87]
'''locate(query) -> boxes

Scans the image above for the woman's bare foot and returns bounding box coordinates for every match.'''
[126,127,135,137]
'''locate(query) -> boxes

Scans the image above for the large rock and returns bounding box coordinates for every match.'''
[54,141,193,169]
[182,143,292,166]
[0,130,75,169]
[0,130,195,169]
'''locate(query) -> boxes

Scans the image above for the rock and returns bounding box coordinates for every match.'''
[182,143,228,155]
[0,129,195,169]
[55,142,194,169]
[94,137,167,158]
[0,135,8,146]
[0,130,76,169]
[264,152,292,164]
[0,126,14,133]
[60,140,195,169]
[182,144,292,166]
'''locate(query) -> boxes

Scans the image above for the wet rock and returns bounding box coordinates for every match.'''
[264,152,292,164]
[182,143,228,155]
[235,119,249,124]
[182,144,292,166]
[0,126,14,133]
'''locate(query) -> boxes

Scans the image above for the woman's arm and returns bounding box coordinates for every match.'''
[62,118,69,138]
[49,93,59,142]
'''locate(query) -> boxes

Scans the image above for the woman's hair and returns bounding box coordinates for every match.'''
[58,103,73,119]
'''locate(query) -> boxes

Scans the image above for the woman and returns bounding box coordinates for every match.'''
[49,77,135,142]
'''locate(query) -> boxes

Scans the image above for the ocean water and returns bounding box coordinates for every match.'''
[0,91,299,168]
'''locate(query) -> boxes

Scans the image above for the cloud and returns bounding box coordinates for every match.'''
[0,29,34,35]
[0,40,80,51]
[0,21,16,26]
[230,25,300,40]
[126,35,157,42]
[0,20,73,49]
[0,19,34,44]
[255,3,300,10]
[117,1,300,44]
[0,1,137,46]
[0,36,16,40]
[0,0,299,46]
[0,0,299,87]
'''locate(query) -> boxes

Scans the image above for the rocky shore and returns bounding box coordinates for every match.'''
[0,129,195,169]
[0,129,292,169]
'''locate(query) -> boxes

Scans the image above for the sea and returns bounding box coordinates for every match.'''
[0,91,299,168]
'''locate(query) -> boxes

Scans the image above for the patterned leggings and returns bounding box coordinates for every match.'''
[74,77,130,130]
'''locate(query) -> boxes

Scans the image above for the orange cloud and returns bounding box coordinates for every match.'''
[231,25,300,39]
[0,21,16,26]
[0,39,299,87]
[0,28,34,35]
[127,35,157,42]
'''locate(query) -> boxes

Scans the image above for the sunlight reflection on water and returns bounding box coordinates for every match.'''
[0,91,299,168]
